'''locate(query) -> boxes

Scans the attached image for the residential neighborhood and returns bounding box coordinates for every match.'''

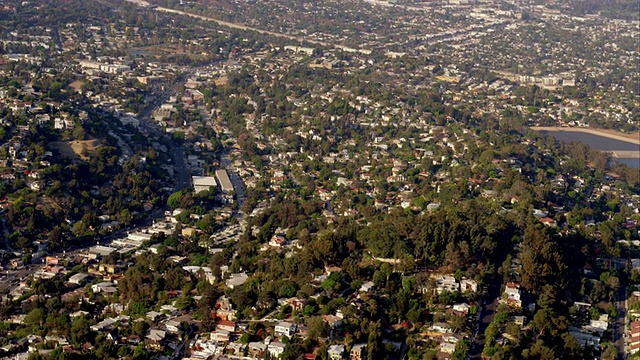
[0,0,637,359]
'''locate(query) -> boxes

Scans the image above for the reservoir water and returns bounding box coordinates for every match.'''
[538,130,640,168]
[612,158,640,168]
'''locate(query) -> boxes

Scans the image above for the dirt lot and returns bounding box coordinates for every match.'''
[214,76,228,86]
[69,80,84,93]
[49,139,101,161]
[36,196,63,212]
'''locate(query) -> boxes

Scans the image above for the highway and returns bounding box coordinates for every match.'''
[143,4,372,54]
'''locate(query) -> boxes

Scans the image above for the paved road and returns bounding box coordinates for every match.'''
[152,6,371,54]
[170,145,191,191]
[136,77,192,192]
[220,153,246,210]
[469,281,502,359]
[1,219,17,253]
[0,267,31,293]
[613,283,628,359]
[198,106,246,211]
[0,250,83,294]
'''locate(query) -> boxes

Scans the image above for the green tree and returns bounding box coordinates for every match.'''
[70,316,91,345]
[25,308,46,328]
[367,321,384,359]
[167,190,184,209]
[307,316,326,340]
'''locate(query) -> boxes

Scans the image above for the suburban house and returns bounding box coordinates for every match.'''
[630,321,640,354]
[68,273,91,285]
[288,297,309,312]
[323,314,343,329]
[359,281,375,293]
[91,282,117,294]
[430,274,459,294]
[146,329,166,350]
[460,278,478,293]
[452,303,470,314]
[328,344,345,360]
[216,320,236,333]
[248,342,267,357]
[275,321,296,337]
[439,342,456,354]
[430,323,452,333]
[503,282,522,307]
[210,330,230,343]
[350,343,367,360]
[268,342,286,358]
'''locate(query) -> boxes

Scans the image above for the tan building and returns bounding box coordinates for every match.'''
[630,321,640,354]
[349,343,367,360]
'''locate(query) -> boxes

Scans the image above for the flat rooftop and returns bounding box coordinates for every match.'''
[215,169,233,193]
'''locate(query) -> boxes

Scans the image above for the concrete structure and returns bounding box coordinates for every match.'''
[193,176,217,193]
[68,273,90,285]
[88,245,117,258]
[215,169,233,193]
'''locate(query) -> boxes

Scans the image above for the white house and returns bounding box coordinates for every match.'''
[92,281,117,294]
[440,342,457,354]
[452,303,470,314]
[504,283,522,307]
[430,322,452,333]
[436,275,459,293]
[460,278,478,293]
[226,273,249,289]
[210,329,230,343]
[274,321,296,337]
[328,344,345,360]
[267,342,286,357]
[165,319,181,333]
[359,281,375,293]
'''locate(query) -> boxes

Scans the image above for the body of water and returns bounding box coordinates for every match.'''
[539,130,640,168]
[615,158,640,168]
